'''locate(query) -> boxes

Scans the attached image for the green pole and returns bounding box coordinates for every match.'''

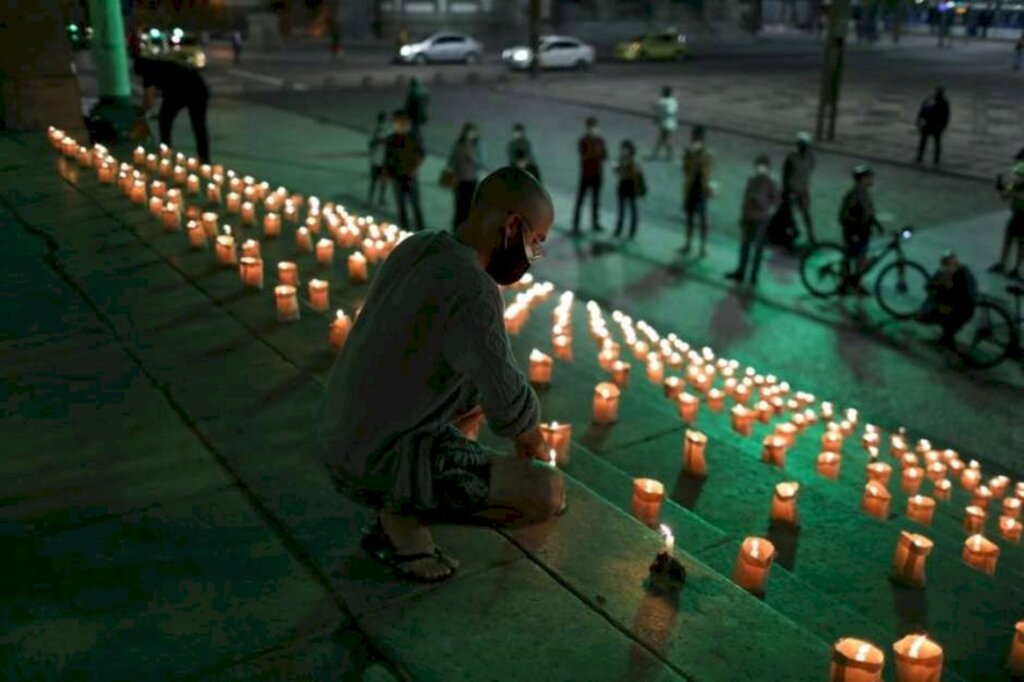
[88,0,131,100]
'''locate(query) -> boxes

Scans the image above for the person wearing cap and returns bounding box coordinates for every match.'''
[839,165,884,294]
[782,132,817,243]
[680,125,712,256]
[990,162,1024,279]
[918,251,977,349]
[915,87,950,167]
[572,116,608,235]
[726,155,780,286]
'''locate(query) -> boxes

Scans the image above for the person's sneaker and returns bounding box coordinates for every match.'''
[988,263,1005,274]
[725,271,743,281]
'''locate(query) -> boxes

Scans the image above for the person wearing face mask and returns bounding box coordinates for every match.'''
[839,164,883,295]
[681,126,712,257]
[317,167,564,584]
[507,123,541,182]
[384,109,426,232]
[446,122,486,230]
[917,251,977,350]
[572,116,608,235]
[726,155,780,286]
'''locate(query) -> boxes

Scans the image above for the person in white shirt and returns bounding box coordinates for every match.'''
[650,86,678,161]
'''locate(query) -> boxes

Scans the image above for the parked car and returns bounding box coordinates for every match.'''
[502,35,595,70]
[395,32,484,64]
[138,27,207,69]
[614,30,687,61]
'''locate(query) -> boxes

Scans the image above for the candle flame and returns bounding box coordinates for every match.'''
[335,309,345,321]
[750,539,760,559]
[971,535,982,551]
[548,449,557,467]
[551,420,559,429]
[530,349,546,361]
[854,643,870,662]
[224,226,232,236]
[908,636,927,658]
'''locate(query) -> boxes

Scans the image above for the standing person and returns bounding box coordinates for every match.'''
[133,56,211,163]
[447,123,485,230]
[614,140,645,241]
[507,123,541,182]
[915,87,951,167]
[367,111,390,205]
[404,77,430,139]
[650,86,678,161]
[571,116,608,235]
[1014,35,1023,71]
[938,8,952,47]
[317,168,564,583]
[384,110,426,232]
[680,126,712,256]
[918,251,977,349]
[726,155,780,286]
[989,162,1024,279]
[839,165,884,295]
[231,29,243,65]
[781,132,816,244]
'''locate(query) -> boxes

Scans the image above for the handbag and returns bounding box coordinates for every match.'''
[439,167,457,189]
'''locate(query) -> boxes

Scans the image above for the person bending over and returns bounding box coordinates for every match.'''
[918,251,977,350]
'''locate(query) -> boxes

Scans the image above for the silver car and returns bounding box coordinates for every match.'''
[502,35,595,71]
[396,32,484,64]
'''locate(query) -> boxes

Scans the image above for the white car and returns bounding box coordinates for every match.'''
[502,36,595,70]
[396,32,484,64]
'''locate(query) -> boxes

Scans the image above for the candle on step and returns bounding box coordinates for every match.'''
[906,495,935,526]
[706,388,725,413]
[731,404,754,436]
[201,211,218,238]
[829,638,884,682]
[677,392,699,424]
[631,478,664,526]
[316,238,335,266]
[263,212,281,238]
[528,349,553,385]
[145,153,158,171]
[933,479,952,502]
[862,483,891,520]
[129,179,147,204]
[769,482,800,525]
[867,462,893,486]
[206,182,221,204]
[241,201,256,226]
[646,355,664,384]
[774,422,797,447]
[540,421,572,467]
[682,429,708,478]
[989,475,1010,498]
[348,251,368,283]
[961,468,981,492]
[215,227,237,266]
[972,485,993,510]
[553,334,572,361]
[659,524,674,555]
[999,516,1022,544]
[733,537,775,594]
[275,284,300,322]
[186,220,206,250]
[173,164,187,185]
[817,452,841,480]
[761,435,788,467]
[891,531,934,587]
[756,399,773,423]
[308,278,329,312]
[822,429,843,454]
[611,360,631,388]
[148,195,164,219]
[962,534,999,575]
[238,256,264,290]
[296,226,313,253]
[592,382,621,424]
[926,461,947,483]
[132,145,146,165]
[329,309,351,349]
[598,346,618,371]
[902,466,924,495]
[1004,497,1021,519]
[278,261,299,286]
[240,239,260,260]
[1009,621,1024,677]
[186,173,200,194]
[161,203,180,232]
[820,401,834,421]
[964,505,987,534]
[225,191,241,214]
[663,376,683,400]
[892,634,943,682]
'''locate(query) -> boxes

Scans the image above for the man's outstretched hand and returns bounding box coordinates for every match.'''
[514,426,547,461]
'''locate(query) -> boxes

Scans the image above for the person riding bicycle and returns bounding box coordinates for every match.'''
[917,251,978,349]
[839,165,884,295]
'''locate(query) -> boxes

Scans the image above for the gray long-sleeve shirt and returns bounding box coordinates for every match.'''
[316,231,540,511]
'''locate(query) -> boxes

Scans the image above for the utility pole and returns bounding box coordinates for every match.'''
[87,0,137,141]
[528,0,541,77]
[814,0,852,142]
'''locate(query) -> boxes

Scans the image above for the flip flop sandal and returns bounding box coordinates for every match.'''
[378,546,459,584]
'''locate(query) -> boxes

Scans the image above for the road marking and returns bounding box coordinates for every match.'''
[229,68,287,86]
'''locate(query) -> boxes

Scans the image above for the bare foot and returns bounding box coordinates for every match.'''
[379,511,460,581]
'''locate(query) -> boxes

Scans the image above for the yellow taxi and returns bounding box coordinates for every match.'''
[614,30,687,61]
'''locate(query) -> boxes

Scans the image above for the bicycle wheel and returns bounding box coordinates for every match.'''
[958,300,1017,369]
[874,260,930,319]
[799,242,846,297]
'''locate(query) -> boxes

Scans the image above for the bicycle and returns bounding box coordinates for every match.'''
[799,226,931,319]
[956,284,1022,369]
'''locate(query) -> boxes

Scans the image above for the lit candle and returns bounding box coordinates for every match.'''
[999,516,1022,544]
[173,164,187,184]
[215,227,237,266]
[593,382,621,424]
[904,495,935,526]
[733,537,775,594]
[933,479,952,502]
[891,531,934,588]
[862,430,880,451]
[731,404,754,437]
[296,227,313,253]
[161,203,181,232]
[597,344,618,371]
[225,191,241,213]
[145,153,158,171]
[755,399,773,423]
[241,201,256,226]
[611,360,631,388]
[263,212,281,238]
[329,309,351,349]
[277,261,299,287]
[989,475,1010,498]
[201,211,218,238]
[540,421,572,467]
[677,392,699,424]
[902,466,924,496]
[186,220,206,250]
[237,240,259,260]
[348,252,368,283]
[682,429,708,478]
[960,468,981,492]
[925,461,947,483]
[659,524,675,555]
[706,388,725,413]
[631,478,664,526]
[890,434,908,458]
[829,638,884,682]
[1009,621,1024,677]
[892,634,943,682]
[963,505,986,534]
[645,356,664,384]
[308,278,329,312]
[315,238,335,266]
[275,284,300,322]
[769,482,800,525]
[774,422,798,447]
[820,401,835,421]
[552,334,572,361]
[186,173,201,194]
[1003,496,1021,520]
[528,349,553,385]
[129,179,147,204]
[817,452,841,480]
[663,376,683,400]
[148,197,165,220]
[761,435,788,468]
[132,145,146,165]
[862,483,891,520]
[821,430,843,454]
[238,256,264,289]
[900,453,919,470]
[961,534,999,575]
[867,462,893,486]
[206,182,221,204]
[971,485,993,510]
